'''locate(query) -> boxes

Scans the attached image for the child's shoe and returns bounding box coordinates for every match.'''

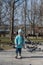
[18,56,22,59]
[15,56,18,59]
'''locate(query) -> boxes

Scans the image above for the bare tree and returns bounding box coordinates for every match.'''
[0,0,3,25]
[27,0,41,35]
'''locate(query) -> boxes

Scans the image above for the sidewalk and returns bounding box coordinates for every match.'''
[0,49,43,65]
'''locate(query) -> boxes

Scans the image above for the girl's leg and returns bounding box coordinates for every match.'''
[15,48,18,58]
[18,48,22,57]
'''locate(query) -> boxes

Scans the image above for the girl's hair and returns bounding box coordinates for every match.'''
[16,31,18,35]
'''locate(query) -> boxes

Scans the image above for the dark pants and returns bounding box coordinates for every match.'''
[16,48,22,56]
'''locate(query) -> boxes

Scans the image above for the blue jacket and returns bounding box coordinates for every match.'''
[15,35,24,48]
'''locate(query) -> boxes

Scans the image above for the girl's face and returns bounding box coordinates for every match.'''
[19,32,23,36]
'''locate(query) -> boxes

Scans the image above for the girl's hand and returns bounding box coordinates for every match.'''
[23,44,26,49]
[15,44,17,47]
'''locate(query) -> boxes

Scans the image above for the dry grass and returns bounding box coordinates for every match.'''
[0,45,13,50]
[27,37,43,42]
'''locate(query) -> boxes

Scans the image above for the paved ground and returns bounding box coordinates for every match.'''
[0,48,43,65]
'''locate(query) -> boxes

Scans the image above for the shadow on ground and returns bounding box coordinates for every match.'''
[22,56,43,59]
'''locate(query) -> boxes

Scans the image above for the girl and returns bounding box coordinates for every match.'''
[15,29,25,59]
